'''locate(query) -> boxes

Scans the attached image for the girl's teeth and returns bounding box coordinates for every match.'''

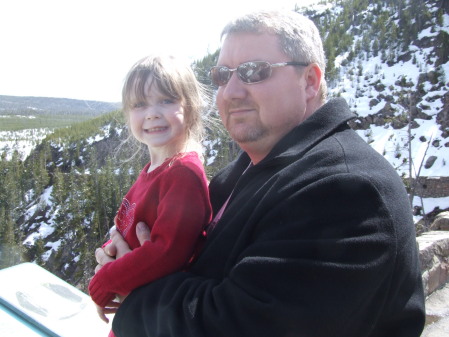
[147,127,166,132]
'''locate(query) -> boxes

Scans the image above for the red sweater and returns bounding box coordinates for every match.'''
[89,152,212,307]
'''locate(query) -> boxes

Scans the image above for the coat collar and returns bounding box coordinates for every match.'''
[257,97,356,165]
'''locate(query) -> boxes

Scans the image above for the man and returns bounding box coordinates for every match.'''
[96,10,425,337]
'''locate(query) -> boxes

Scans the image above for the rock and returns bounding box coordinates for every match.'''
[425,156,438,169]
[417,231,449,296]
[422,283,449,337]
[431,212,449,231]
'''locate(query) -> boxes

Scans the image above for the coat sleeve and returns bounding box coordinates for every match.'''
[112,174,423,337]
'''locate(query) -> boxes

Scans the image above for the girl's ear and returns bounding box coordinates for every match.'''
[304,63,322,100]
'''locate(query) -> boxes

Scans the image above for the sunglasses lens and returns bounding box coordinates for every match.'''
[210,61,274,86]
[210,67,230,86]
[238,62,271,83]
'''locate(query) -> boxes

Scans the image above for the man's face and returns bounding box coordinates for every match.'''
[215,32,310,162]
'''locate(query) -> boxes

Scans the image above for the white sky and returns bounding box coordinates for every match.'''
[0,0,318,103]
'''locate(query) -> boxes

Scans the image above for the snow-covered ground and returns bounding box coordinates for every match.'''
[0,128,53,160]
[324,2,449,219]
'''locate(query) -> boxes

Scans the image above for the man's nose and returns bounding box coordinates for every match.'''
[220,71,247,100]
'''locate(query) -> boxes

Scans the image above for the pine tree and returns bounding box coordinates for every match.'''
[34,235,45,266]
[192,49,220,86]
[437,31,449,66]
[0,209,22,268]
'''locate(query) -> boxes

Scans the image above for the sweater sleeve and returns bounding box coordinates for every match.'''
[112,174,423,337]
[89,164,211,307]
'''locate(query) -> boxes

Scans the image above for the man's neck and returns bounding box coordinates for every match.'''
[239,138,276,164]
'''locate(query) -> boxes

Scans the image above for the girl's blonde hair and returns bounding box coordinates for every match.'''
[122,55,206,156]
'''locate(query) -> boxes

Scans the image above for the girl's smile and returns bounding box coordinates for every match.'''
[128,79,186,165]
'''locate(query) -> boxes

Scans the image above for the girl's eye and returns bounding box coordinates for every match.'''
[161,98,176,105]
[132,102,146,109]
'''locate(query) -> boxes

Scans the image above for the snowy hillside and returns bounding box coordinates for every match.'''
[0,128,53,160]
[300,0,449,219]
[328,1,448,177]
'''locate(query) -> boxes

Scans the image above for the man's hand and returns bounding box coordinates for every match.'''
[135,221,151,244]
[94,222,151,273]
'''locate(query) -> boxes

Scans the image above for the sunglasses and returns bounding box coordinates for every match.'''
[209,61,309,87]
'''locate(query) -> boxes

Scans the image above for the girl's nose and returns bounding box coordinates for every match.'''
[145,106,161,120]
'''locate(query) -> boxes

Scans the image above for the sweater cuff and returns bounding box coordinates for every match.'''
[88,273,116,307]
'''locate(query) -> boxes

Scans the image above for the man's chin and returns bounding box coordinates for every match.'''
[229,128,267,144]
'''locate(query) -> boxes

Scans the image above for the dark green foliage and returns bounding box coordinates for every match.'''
[192,49,220,87]
[0,113,96,132]
[0,153,26,268]
[437,31,449,66]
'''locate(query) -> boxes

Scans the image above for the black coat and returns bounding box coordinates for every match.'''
[113,98,425,337]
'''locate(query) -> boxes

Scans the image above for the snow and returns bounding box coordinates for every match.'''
[22,186,61,263]
[0,114,36,119]
[23,186,56,248]
[86,124,111,145]
[23,223,55,247]
[0,128,52,160]
[418,26,438,39]
[413,196,449,223]
[306,2,334,15]
[203,138,220,166]
[42,240,61,261]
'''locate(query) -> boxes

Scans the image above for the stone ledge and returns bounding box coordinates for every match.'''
[421,283,449,337]
[417,231,449,297]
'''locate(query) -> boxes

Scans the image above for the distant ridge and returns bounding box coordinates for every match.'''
[0,94,121,115]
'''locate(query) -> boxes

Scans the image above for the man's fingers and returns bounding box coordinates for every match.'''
[97,222,150,264]
[111,229,132,259]
[105,241,117,257]
[95,247,115,273]
[136,222,151,245]
[95,247,115,266]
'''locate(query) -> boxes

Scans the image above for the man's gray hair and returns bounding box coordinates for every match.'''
[221,10,327,101]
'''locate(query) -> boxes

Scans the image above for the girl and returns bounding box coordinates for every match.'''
[88,55,212,335]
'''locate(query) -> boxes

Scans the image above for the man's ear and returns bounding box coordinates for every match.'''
[304,63,322,100]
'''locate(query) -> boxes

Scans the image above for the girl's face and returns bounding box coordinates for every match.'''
[128,79,187,155]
